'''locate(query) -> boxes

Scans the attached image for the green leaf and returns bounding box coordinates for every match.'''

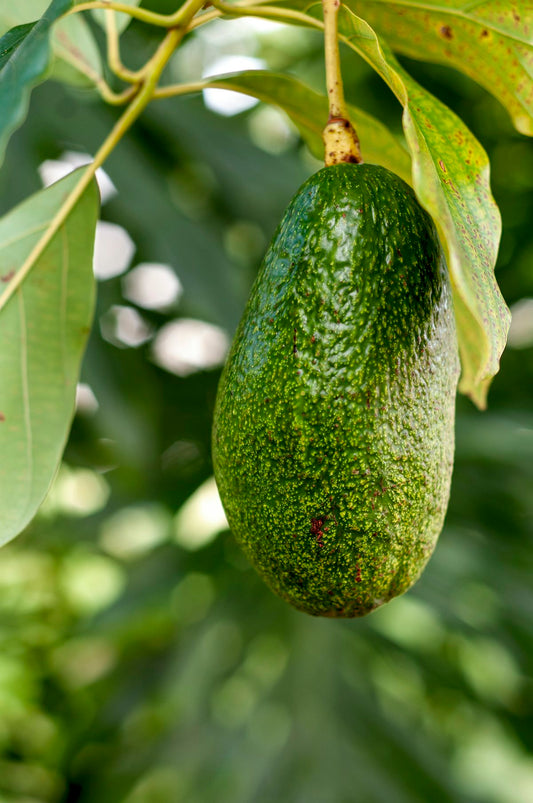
[0,23,36,70]
[0,0,74,165]
[342,0,533,136]
[0,168,99,546]
[0,1,101,88]
[49,13,102,88]
[201,70,412,183]
[250,2,509,406]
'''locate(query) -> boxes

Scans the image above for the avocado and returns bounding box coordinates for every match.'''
[212,163,460,617]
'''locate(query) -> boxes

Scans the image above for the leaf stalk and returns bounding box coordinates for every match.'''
[321,0,361,165]
[104,8,141,83]
[67,1,177,27]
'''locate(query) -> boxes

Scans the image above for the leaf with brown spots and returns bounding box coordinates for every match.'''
[340,0,533,136]
[336,9,511,407]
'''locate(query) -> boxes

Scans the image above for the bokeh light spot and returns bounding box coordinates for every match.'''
[60,551,125,615]
[43,464,110,518]
[174,477,228,551]
[38,150,117,204]
[93,221,135,280]
[123,263,183,311]
[203,56,266,116]
[371,596,445,651]
[100,305,152,348]
[152,319,228,377]
[508,298,533,349]
[100,504,171,561]
[51,637,118,688]
[75,382,99,416]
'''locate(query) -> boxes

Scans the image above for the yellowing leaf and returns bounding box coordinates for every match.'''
[336,9,510,407]
[343,0,533,136]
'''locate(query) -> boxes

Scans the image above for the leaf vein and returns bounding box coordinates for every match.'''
[17,288,33,509]
[0,221,49,255]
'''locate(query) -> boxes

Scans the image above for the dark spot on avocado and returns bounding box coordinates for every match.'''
[310,516,327,547]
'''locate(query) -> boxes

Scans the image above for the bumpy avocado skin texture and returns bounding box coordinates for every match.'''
[213,163,460,618]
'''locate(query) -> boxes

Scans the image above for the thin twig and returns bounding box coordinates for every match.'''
[104,8,141,83]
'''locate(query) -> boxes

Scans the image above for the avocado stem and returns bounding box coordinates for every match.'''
[322,0,362,166]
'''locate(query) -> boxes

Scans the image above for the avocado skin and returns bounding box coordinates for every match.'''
[212,163,460,617]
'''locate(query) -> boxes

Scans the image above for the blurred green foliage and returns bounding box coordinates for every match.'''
[0,8,532,803]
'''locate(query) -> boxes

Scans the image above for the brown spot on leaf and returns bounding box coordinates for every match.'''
[1,271,14,283]
[440,25,453,39]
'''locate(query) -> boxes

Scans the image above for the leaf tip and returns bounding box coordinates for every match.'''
[458,374,491,411]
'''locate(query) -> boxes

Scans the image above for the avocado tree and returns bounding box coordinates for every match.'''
[0,2,532,801]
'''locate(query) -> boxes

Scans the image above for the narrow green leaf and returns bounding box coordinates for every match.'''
[202,70,411,182]
[0,0,74,165]
[0,169,99,546]
[342,0,533,136]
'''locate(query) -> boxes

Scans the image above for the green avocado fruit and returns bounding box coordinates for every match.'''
[212,163,460,617]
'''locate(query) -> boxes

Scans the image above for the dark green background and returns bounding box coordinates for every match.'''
[0,6,532,802]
